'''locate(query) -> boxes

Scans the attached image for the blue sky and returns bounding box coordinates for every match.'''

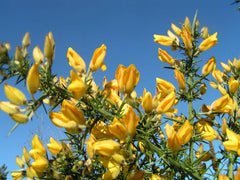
[0,0,240,178]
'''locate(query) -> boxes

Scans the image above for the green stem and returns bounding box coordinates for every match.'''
[228,153,234,179]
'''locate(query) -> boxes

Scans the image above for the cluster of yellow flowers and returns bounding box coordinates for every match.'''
[1,13,240,179]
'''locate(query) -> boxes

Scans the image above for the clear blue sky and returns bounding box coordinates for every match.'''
[0,0,239,178]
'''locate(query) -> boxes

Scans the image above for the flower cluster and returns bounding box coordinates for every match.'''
[0,13,240,179]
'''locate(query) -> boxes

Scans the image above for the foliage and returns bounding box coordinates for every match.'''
[1,12,240,180]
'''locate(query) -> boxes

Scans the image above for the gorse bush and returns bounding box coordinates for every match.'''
[1,13,240,179]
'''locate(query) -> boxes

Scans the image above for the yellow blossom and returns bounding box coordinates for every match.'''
[171,23,181,36]
[156,78,175,98]
[223,128,240,156]
[149,174,164,180]
[44,32,55,64]
[29,135,46,158]
[22,32,31,48]
[199,32,218,51]
[153,34,174,46]
[158,48,175,66]
[109,118,128,142]
[229,76,239,94]
[174,68,186,90]
[89,44,107,72]
[93,140,120,157]
[218,175,230,180]
[201,26,209,39]
[184,16,191,30]
[67,47,86,73]
[27,63,40,95]
[31,154,48,173]
[156,91,176,114]
[91,121,115,139]
[9,113,28,124]
[218,84,227,95]
[164,120,193,152]
[196,119,218,141]
[222,117,227,136]
[220,62,231,72]
[11,171,25,180]
[16,156,25,168]
[212,69,224,83]
[86,134,96,158]
[68,70,86,99]
[141,89,153,113]
[202,56,216,76]
[195,143,212,162]
[115,64,140,94]
[47,137,62,156]
[211,94,233,113]
[0,101,20,114]
[181,27,192,50]
[33,46,44,64]
[199,83,207,95]
[22,147,30,164]
[4,83,27,105]
[233,58,240,70]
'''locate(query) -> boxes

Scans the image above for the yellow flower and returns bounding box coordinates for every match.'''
[181,27,192,50]
[31,154,48,173]
[27,63,40,95]
[141,89,153,113]
[164,120,193,152]
[108,118,128,142]
[99,156,121,180]
[223,128,240,156]
[123,105,140,137]
[93,140,120,157]
[199,32,218,51]
[158,48,175,66]
[229,76,239,94]
[33,46,44,64]
[201,26,209,39]
[183,16,191,30]
[218,84,227,95]
[156,78,175,98]
[44,32,55,64]
[171,23,181,36]
[29,135,46,158]
[218,175,230,180]
[22,147,30,164]
[89,44,107,72]
[212,69,224,83]
[149,174,164,180]
[233,58,240,69]
[174,68,186,90]
[199,83,207,95]
[47,137,62,156]
[222,117,227,136]
[68,70,86,99]
[11,171,25,180]
[153,34,174,46]
[91,121,114,139]
[210,94,233,113]
[115,64,140,94]
[16,156,25,168]
[22,32,31,48]
[156,91,176,114]
[9,113,28,124]
[202,56,216,76]
[220,62,231,72]
[67,47,86,73]
[0,101,20,114]
[196,119,218,141]
[4,83,27,105]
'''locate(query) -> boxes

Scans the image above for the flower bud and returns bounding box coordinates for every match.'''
[141,89,153,113]
[202,57,216,76]
[184,16,191,30]
[158,48,175,66]
[124,106,140,137]
[31,155,48,173]
[33,46,44,64]
[14,46,24,62]
[22,147,30,164]
[222,117,227,136]
[0,101,20,114]
[22,32,31,48]
[156,91,176,114]
[4,83,27,105]
[210,94,232,113]
[220,62,231,72]
[233,58,240,70]
[44,32,55,64]
[67,47,86,73]
[218,84,227,95]
[16,156,25,168]
[199,32,218,52]
[201,26,209,39]
[89,44,107,72]
[10,113,28,124]
[11,172,25,180]
[174,68,186,90]
[199,83,207,95]
[27,63,40,95]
